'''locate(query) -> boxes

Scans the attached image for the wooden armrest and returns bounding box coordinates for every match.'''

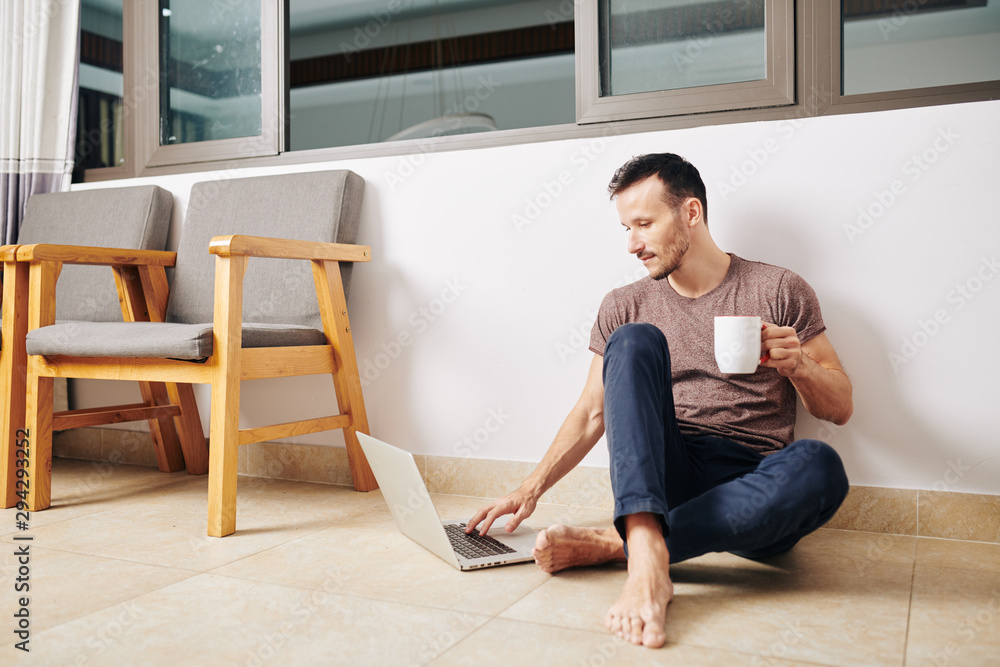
[0,245,20,262]
[14,244,177,267]
[208,235,371,262]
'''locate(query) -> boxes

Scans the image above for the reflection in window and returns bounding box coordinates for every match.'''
[843,0,1000,95]
[159,0,262,145]
[599,0,767,97]
[287,0,575,151]
[76,0,124,177]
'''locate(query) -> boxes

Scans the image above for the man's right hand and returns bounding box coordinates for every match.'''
[466,487,539,536]
[466,355,605,537]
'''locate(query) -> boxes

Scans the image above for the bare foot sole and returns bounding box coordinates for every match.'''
[532,524,626,574]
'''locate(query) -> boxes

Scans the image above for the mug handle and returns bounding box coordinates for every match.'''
[759,323,770,364]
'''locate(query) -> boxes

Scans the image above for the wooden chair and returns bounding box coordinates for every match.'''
[1,186,202,509]
[21,170,378,536]
[0,245,25,506]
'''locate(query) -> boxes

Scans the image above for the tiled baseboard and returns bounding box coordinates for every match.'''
[827,485,1000,543]
[54,428,999,544]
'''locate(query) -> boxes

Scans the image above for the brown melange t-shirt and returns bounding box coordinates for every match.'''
[589,254,826,455]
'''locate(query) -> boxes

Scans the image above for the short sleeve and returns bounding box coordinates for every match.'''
[777,270,826,345]
[589,290,624,356]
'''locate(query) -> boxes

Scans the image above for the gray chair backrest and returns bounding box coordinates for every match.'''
[17,186,173,322]
[165,170,365,330]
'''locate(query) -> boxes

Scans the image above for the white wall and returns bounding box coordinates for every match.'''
[74,99,1000,495]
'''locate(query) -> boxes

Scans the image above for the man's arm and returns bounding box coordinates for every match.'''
[762,326,853,425]
[467,353,606,536]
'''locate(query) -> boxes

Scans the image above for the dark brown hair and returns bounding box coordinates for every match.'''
[608,153,708,224]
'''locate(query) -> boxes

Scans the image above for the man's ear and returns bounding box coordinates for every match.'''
[683,197,703,227]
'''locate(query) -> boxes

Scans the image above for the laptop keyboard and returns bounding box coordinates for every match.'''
[445,523,518,560]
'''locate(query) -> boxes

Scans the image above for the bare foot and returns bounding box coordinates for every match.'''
[532,525,626,574]
[604,516,673,648]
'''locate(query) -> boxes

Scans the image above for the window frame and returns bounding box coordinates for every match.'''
[75,1,129,183]
[131,0,286,172]
[575,0,796,125]
[816,1,1000,116]
[76,0,999,183]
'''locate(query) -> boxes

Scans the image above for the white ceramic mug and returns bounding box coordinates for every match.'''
[714,316,763,374]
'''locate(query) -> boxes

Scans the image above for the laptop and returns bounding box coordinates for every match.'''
[357,433,538,571]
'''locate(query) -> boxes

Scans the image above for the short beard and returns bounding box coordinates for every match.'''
[648,221,690,280]
[649,264,673,281]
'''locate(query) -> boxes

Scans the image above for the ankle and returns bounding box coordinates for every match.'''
[623,514,665,546]
[622,514,669,565]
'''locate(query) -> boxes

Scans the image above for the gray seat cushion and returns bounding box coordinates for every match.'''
[16,186,173,323]
[26,322,326,360]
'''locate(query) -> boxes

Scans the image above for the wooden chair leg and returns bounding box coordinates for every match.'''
[166,382,208,475]
[335,374,377,492]
[207,254,246,537]
[1,261,28,508]
[313,259,377,492]
[24,260,59,511]
[112,266,187,473]
[207,378,239,537]
[25,364,53,512]
[0,350,24,508]
[140,381,186,473]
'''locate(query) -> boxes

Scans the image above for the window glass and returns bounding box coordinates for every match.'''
[159,0,262,145]
[77,0,124,175]
[287,0,575,151]
[599,0,767,97]
[843,0,1000,95]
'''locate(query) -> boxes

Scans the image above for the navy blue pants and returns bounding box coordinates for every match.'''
[603,323,849,563]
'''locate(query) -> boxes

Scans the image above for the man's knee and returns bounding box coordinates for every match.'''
[785,439,849,506]
[729,441,848,553]
[606,323,668,359]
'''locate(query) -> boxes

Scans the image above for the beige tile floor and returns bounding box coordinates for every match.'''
[2,460,999,666]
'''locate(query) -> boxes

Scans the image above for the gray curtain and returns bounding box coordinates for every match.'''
[0,0,81,245]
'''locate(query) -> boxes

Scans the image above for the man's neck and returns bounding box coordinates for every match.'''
[667,245,732,299]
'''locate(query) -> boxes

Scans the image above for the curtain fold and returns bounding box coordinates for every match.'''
[1,0,81,245]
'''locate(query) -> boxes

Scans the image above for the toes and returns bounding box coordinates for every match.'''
[606,595,671,647]
[535,559,557,574]
[614,614,643,645]
[604,608,622,637]
[534,527,549,551]
[641,615,667,648]
[607,613,650,646]
[617,614,632,641]
[532,536,554,572]
[546,523,566,539]
[604,616,614,636]
[642,626,667,648]
[640,605,667,648]
[627,616,645,644]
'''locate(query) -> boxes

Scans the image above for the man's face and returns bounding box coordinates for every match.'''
[616,175,691,280]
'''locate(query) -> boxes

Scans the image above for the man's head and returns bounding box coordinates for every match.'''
[609,154,709,280]
[608,153,708,225]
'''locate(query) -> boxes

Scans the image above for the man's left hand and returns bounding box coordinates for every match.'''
[761,322,803,377]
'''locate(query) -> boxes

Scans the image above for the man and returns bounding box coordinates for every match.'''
[467,153,852,649]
